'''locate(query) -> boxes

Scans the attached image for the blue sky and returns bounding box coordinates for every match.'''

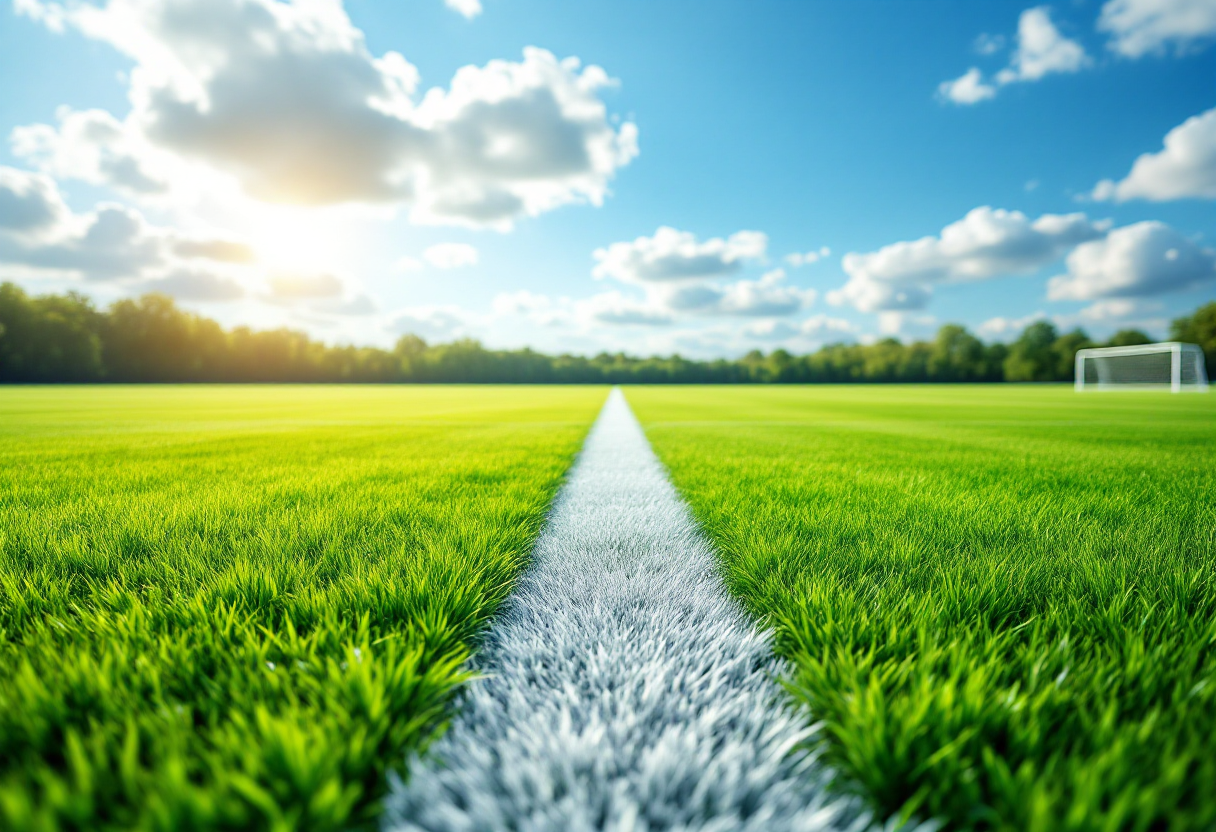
[0,0,1213,356]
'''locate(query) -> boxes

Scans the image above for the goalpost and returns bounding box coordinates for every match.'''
[1075,342,1209,393]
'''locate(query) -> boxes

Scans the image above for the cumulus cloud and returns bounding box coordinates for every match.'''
[1093,107,1216,201]
[784,246,831,267]
[977,311,1048,339]
[938,68,997,105]
[1099,0,1216,57]
[829,206,1108,312]
[996,7,1090,83]
[0,173,166,280]
[657,269,815,317]
[0,166,254,299]
[1047,221,1216,300]
[11,108,169,196]
[15,0,638,227]
[444,0,482,19]
[0,167,68,235]
[423,242,479,269]
[586,227,818,327]
[939,7,1088,105]
[582,291,673,326]
[1077,298,1141,320]
[592,226,767,284]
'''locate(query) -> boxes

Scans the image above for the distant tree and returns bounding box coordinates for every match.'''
[1051,328,1094,381]
[1170,302,1216,370]
[2,281,1214,386]
[0,284,104,382]
[1104,329,1153,348]
[103,294,226,381]
[929,325,987,381]
[983,341,1009,380]
[1004,321,1060,381]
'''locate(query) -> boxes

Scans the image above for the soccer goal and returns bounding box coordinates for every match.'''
[1075,342,1209,392]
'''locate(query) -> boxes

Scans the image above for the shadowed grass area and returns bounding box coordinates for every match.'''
[628,385,1216,832]
[0,385,605,832]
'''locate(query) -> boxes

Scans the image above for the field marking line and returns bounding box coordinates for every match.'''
[383,388,879,832]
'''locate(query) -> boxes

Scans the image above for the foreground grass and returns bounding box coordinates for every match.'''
[628,385,1216,832]
[0,385,604,832]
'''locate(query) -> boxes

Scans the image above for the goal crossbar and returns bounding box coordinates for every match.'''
[1075,342,1208,393]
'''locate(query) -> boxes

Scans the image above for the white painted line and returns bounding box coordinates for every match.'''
[383,388,876,831]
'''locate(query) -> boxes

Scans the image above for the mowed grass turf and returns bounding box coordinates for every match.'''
[627,385,1216,832]
[0,385,605,832]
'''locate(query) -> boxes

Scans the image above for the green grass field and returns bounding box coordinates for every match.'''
[0,385,604,832]
[628,385,1216,832]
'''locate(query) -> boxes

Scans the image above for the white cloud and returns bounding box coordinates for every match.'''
[444,0,482,19]
[1047,220,1216,299]
[719,269,816,316]
[784,246,831,267]
[974,33,1007,55]
[938,68,997,105]
[877,311,937,337]
[996,7,1090,83]
[742,314,857,342]
[492,289,575,326]
[828,280,932,314]
[11,107,169,196]
[1093,107,1216,201]
[423,242,479,269]
[581,291,672,326]
[592,226,767,284]
[492,288,675,329]
[977,311,1048,339]
[939,7,1089,105]
[1077,298,1140,320]
[395,255,423,272]
[828,206,1108,312]
[0,164,256,300]
[1098,0,1216,57]
[586,227,823,327]
[0,166,69,236]
[392,305,468,339]
[15,1,638,227]
[313,293,377,316]
[656,268,815,317]
[0,173,165,280]
[143,269,245,300]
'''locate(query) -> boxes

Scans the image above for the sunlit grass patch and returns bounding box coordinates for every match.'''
[628,385,1216,832]
[0,385,604,832]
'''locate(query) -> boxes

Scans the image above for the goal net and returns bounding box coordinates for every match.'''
[1075,342,1209,392]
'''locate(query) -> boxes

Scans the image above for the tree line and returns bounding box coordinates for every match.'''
[0,282,1212,384]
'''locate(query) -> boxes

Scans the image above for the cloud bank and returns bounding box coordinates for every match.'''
[1047,221,1216,299]
[829,207,1107,311]
[1099,0,1216,57]
[15,0,638,227]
